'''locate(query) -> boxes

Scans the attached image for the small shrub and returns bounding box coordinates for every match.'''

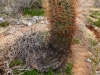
[9,59,21,67]
[22,69,55,75]
[90,40,98,46]
[89,47,100,75]
[22,70,40,75]
[9,61,14,68]
[15,59,21,65]
[44,68,54,75]
[13,69,20,75]
[65,62,73,74]
[93,18,100,27]
[92,11,100,16]
[23,8,44,16]
[0,22,9,27]
[72,38,80,44]
[88,11,100,27]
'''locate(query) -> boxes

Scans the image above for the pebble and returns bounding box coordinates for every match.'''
[31,19,37,24]
[87,58,91,63]
[40,21,45,24]
[33,16,39,21]
[1,16,48,26]
[99,62,100,66]
[96,71,99,75]
[28,21,33,26]
[0,18,5,23]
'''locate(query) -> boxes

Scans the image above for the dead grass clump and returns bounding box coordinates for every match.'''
[6,31,66,72]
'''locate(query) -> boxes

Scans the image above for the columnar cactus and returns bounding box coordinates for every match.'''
[7,0,77,72]
[47,0,76,52]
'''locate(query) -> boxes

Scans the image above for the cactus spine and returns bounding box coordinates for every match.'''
[47,0,76,52]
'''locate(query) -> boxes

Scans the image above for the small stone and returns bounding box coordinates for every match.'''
[96,71,99,75]
[41,21,45,24]
[33,16,39,21]
[0,18,5,23]
[39,16,44,20]
[15,19,20,24]
[99,62,100,66]
[28,21,33,26]
[22,20,28,25]
[87,58,91,63]
[32,19,37,24]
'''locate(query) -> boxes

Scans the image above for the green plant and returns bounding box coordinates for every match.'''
[9,61,14,68]
[89,47,100,75]
[72,38,80,44]
[65,62,73,74]
[13,69,20,75]
[93,18,100,27]
[90,40,98,46]
[9,59,21,67]
[47,0,76,52]
[23,8,44,16]
[43,69,55,75]
[13,67,74,75]
[0,22,9,27]
[22,69,55,75]
[22,70,40,75]
[88,11,100,27]
[92,11,100,16]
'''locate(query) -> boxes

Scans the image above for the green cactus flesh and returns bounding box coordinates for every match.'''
[47,0,76,52]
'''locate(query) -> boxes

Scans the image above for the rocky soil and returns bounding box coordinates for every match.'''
[0,17,98,75]
[0,0,100,75]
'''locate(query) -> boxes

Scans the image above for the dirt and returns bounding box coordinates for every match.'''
[71,45,92,75]
[0,23,48,48]
[0,0,96,74]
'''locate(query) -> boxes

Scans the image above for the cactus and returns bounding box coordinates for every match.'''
[47,0,76,52]
[6,0,77,72]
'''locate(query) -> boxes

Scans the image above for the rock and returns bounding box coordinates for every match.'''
[28,21,33,26]
[96,71,99,75]
[22,18,37,26]
[33,16,39,21]
[0,18,5,23]
[87,58,92,63]
[15,19,20,25]
[99,62,100,66]
[22,19,28,25]
[33,16,46,22]
[31,19,37,24]
[39,16,45,20]
[40,21,45,24]
[14,17,48,26]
